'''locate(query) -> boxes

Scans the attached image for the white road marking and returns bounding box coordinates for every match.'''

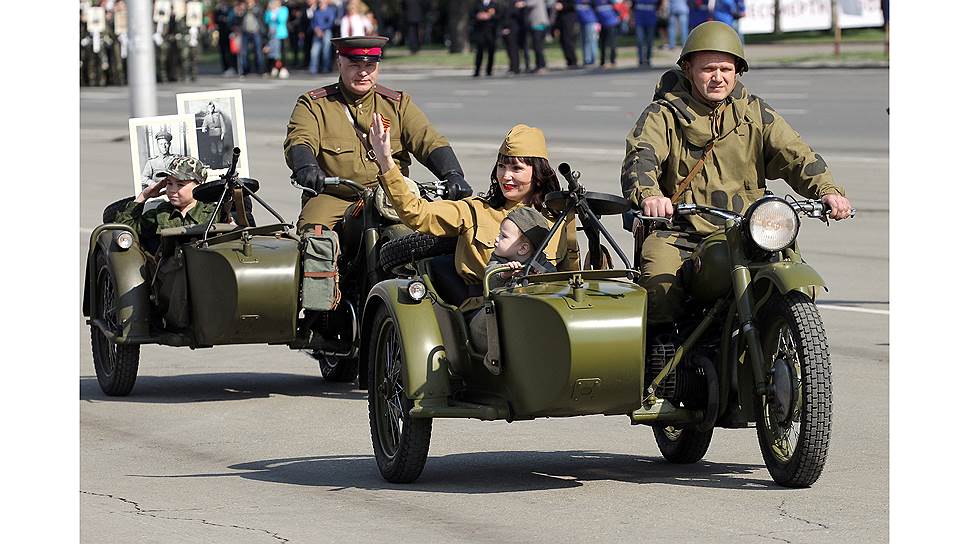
[817,304,889,316]
[758,93,809,100]
[425,102,464,109]
[575,105,621,112]
[592,91,637,98]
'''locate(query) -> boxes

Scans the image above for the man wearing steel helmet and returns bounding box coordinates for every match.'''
[284,35,472,231]
[620,21,852,326]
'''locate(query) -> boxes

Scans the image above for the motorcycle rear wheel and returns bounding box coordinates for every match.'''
[755,291,831,488]
[653,425,714,464]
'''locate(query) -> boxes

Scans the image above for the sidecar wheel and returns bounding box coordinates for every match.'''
[653,426,713,464]
[367,306,432,483]
[90,252,140,396]
[755,291,831,488]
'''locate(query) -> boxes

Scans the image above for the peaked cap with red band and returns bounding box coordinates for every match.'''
[332,36,388,62]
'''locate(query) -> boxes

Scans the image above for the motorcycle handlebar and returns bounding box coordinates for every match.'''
[635,199,855,223]
[290,175,368,197]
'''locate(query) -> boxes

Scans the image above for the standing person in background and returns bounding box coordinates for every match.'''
[301,0,317,68]
[593,0,620,68]
[526,0,550,74]
[667,0,689,48]
[341,0,373,37]
[509,1,532,73]
[552,1,579,69]
[710,0,743,42]
[215,0,236,75]
[288,1,305,67]
[310,0,338,73]
[633,0,659,67]
[500,1,524,75]
[574,0,598,67]
[470,1,501,77]
[238,0,266,78]
[404,0,426,54]
[688,0,711,30]
[265,0,290,78]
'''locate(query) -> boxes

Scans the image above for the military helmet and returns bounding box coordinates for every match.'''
[677,21,749,74]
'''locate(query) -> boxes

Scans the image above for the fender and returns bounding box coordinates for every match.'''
[361,279,451,403]
[752,261,826,302]
[85,225,153,343]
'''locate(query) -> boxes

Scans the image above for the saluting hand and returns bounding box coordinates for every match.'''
[136,179,167,204]
[368,112,395,174]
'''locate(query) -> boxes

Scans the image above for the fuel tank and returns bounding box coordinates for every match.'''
[183,234,301,345]
[686,230,732,303]
[492,276,647,418]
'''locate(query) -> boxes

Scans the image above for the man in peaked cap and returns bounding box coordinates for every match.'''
[140,129,177,191]
[620,21,852,328]
[284,35,473,231]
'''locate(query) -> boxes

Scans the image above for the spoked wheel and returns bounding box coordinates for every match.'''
[367,306,431,483]
[314,353,358,383]
[653,425,714,464]
[755,291,832,488]
[90,252,140,396]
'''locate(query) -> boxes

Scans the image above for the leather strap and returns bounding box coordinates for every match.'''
[232,188,249,227]
[342,104,378,161]
[670,140,714,204]
[304,271,338,278]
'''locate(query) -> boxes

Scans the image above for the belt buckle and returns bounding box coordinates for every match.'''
[366,149,377,161]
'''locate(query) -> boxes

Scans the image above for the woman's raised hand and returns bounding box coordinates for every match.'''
[368,112,395,174]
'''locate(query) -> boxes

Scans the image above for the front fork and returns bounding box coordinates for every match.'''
[725,219,769,396]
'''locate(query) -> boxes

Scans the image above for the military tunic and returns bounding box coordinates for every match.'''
[621,69,846,323]
[284,81,451,229]
[378,166,579,284]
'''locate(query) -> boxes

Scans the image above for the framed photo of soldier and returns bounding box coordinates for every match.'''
[176,89,249,181]
[186,1,204,28]
[128,114,199,196]
[153,0,171,23]
[86,6,106,34]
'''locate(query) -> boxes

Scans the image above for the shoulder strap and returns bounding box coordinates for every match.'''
[341,104,377,161]
[307,83,339,100]
[669,102,727,204]
[374,84,402,102]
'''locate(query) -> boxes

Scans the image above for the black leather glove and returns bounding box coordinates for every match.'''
[288,144,325,194]
[444,171,473,200]
[425,146,471,201]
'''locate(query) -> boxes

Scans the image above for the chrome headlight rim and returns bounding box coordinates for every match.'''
[114,230,135,250]
[743,196,800,253]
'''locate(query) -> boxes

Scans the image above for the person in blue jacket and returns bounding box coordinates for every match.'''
[667,0,689,48]
[688,0,712,30]
[711,0,745,41]
[575,0,599,66]
[593,0,620,68]
[633,0,659,66]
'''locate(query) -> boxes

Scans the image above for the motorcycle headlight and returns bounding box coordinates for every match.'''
[406,280,427,302]
[745,197,799,252]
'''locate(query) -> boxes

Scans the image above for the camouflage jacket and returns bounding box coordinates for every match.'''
[621,69,845,234]
[116,199,217,241]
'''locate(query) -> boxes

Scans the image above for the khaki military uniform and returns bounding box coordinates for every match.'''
[379,166,580,283]
[284,82,451,230]
[141,153,176,190]
[621,69,846,323]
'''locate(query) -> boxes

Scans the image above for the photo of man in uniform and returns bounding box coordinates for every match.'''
[140,129,177,190]
[201,101,227,167]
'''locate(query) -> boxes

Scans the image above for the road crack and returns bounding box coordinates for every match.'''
[81,491,289,543]
[778,499,830,530]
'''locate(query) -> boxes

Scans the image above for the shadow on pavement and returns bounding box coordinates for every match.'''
[79,373,365,403]
[145,450,780,493]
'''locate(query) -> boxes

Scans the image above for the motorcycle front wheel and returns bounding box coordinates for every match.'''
[367,306,432,483]
[755,291,832,488]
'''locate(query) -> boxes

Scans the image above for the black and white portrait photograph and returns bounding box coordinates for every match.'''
[176,89,249,181]
[127,114,198,195]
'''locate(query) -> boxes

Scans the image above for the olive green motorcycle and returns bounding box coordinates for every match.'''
[83,149,450,395]
[363,163,849,488]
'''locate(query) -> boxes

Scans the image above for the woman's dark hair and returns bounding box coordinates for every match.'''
[484,154,560,213]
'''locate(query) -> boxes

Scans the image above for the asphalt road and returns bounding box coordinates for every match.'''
[80,67,889,543]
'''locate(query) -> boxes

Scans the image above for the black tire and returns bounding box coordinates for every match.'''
[755,291,832,488]
[653,425,714,464]
[315,353,358,383]
[378,232,457,274]
[367,306,432,483]
[90,252,140,396]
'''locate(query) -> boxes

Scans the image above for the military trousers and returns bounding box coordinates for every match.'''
[297,192,361,231]
[638,230,701,324]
